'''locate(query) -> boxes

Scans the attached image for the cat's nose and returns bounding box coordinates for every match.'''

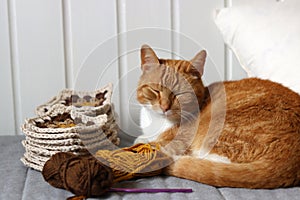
[160,104,170,112]
[160,103,170,113]
[160,98,171,112]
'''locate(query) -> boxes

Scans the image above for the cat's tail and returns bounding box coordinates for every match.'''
[164,156,300,189]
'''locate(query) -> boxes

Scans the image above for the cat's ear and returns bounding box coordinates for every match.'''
[140,44,159,71]
[190,50,207,76]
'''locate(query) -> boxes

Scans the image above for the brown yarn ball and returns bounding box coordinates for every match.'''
[42,152,113,197]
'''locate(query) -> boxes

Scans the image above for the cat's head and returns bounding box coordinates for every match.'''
[137,44,207,123]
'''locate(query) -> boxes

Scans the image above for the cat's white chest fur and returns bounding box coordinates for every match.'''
[135,106,174,144]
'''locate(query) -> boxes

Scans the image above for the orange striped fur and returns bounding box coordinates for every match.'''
[136,44,300,188]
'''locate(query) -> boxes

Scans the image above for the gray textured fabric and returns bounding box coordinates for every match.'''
[219,187,300,200]
[0,135,299,200]
[0,136,28,200]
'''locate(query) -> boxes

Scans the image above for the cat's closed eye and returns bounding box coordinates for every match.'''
[140,86,159,100]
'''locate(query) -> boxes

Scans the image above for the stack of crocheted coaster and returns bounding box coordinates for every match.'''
[21,83,120,171]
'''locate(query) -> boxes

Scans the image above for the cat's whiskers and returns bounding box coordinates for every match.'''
[179,110,198,123]
[155,109,165,115]
[174,92,189,96]
[164,110,173,117]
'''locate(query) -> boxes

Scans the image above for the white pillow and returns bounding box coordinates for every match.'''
[214,0,300,94]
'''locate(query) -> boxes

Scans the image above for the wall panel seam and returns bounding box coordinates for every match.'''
[170,0,180,59]
[62,0,73,88]
[116,0,129,129]
[7,0,21,135]
[224,0,233,80]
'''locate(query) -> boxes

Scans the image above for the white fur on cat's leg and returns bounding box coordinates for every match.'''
[193,150,231,164]
[204,154,231,164]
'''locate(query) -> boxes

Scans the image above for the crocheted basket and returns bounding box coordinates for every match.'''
[26,108,108,134]
[35,83,113,116]
[21,110,119,171]
[21,83,120,171]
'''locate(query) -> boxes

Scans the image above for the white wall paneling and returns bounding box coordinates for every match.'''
[225,0,247,80]
[0,0,16,135]
[224,0,233,80]
[68,0,118,90]
[12,0,66,134]
[116,0,173,138]
[67,0,121,140]
[227,42,247,80]
[0,0,247,135]
[62,0,73,88]
[173,0,226,85]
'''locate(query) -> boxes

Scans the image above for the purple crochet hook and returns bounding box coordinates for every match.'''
[109,188,193,193]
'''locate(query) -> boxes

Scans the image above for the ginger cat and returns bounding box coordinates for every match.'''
[136,44,300,188]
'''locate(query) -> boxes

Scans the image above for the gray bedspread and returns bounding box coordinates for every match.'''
[1,135,299,200]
